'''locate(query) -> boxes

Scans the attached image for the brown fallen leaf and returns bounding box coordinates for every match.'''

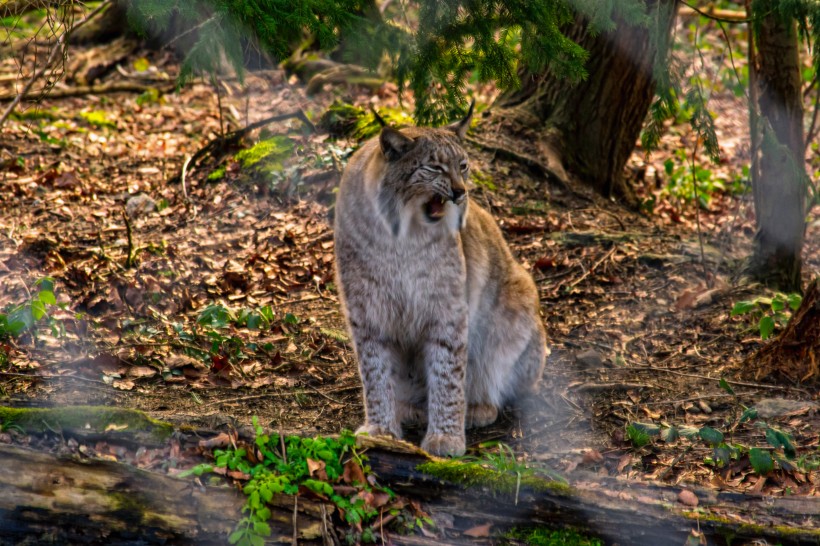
[463,523,492,538]
[112,379,135,390]
[127,365,157,378]
[343,458,366,485]
[199,432,234,450]
[581,449,604,465]
[306,457,326,477]
[678,489,699,507]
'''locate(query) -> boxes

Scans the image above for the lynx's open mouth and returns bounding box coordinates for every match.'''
[424,195,447,221]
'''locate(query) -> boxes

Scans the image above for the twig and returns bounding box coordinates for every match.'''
[292,495,299,546]
[565,246,617,291]
[305,385,344,405]
[0,371,108,386]
[676,0,755,23]
[180,154,193,212]
[689,25,709,281]
[658,445,692,481]
[642,393,740,406]
[121,210,134,269]
[0,1,111,128]
[200,391,299,408]
[169,110,314,184]
[625,366,809,393]
[572,382,653,393]
[0,81,176,103]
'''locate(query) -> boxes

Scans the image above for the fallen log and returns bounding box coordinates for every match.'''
[1,437,819,545]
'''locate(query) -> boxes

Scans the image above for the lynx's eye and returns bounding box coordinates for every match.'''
[421,165,445,174]
[460,160,469,172]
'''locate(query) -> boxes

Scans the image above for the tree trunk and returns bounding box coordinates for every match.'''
[748,2,807,292]
[2,440,820,545]
[491,1,677,202]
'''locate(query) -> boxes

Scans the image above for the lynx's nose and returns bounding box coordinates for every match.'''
[451,186,466,202]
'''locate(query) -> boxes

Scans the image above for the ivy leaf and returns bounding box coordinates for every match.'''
[630,422,661,436]
[38,290,56,305]
[30,300,47,320]
[787,293,802,311]
[713,444,731,467]
[718,378,735,395]
[749,448,774,474]
[679,425,700,440]
[739,407,758,423]
[770,296,786,312]
[765,427,796,459]
[699,427,724,447]
[731,300,756,316]
[759,315,775,340]
[661,426,679,443]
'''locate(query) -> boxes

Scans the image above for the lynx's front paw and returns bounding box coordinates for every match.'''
[467,403,498,428]
[421,432,466,457]
[356,422,401,439]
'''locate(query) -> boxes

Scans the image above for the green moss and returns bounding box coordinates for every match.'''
[0,405,173,439]
[79,110,117,129]
[684,510,820,540]
[11,107,61,122]
[471,168,497,191]
[207,166,226,181]
[503,527,603,546]
[416,460,572,496]
[234,136,293,175]
[319,100,414,140]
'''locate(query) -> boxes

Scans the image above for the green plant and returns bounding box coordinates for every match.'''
[0,278,60,339]
[627,380,804,476]
[234,136,293,177]
[659,150,747,209]
[731,292,802,340]
[504,526,603,546]
[181,421,396,546]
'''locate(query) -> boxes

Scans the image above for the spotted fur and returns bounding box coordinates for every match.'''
[334,118,547,457]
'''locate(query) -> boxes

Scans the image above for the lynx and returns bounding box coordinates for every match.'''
[333,106,547,456]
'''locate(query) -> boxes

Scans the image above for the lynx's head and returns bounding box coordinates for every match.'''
[376,103,474,237]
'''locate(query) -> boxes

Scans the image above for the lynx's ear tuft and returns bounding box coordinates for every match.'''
[380,127,415,162]
[445,99,475,140]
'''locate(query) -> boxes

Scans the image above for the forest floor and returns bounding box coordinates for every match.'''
[1,10,819,509]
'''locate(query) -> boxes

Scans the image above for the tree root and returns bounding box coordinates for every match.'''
[741,277,820,383]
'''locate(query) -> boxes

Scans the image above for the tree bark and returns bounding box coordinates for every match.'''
[491,1,678,202]
[748,2,807,292]
[2,441,819,545]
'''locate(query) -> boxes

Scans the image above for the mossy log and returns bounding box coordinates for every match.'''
[1,434,819,545]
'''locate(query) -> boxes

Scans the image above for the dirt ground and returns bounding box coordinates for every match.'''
[1,14,819,500]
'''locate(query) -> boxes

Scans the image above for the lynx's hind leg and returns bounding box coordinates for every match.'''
[465,276,547,425]
[515,321,548,395]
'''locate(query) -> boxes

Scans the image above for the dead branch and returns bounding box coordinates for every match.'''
[0,0,112,128]
[0,80,175,103]
[169,110,315,185]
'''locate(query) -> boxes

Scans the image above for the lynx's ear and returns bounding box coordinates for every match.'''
[380,127,415,162]
[445,99,475,140]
